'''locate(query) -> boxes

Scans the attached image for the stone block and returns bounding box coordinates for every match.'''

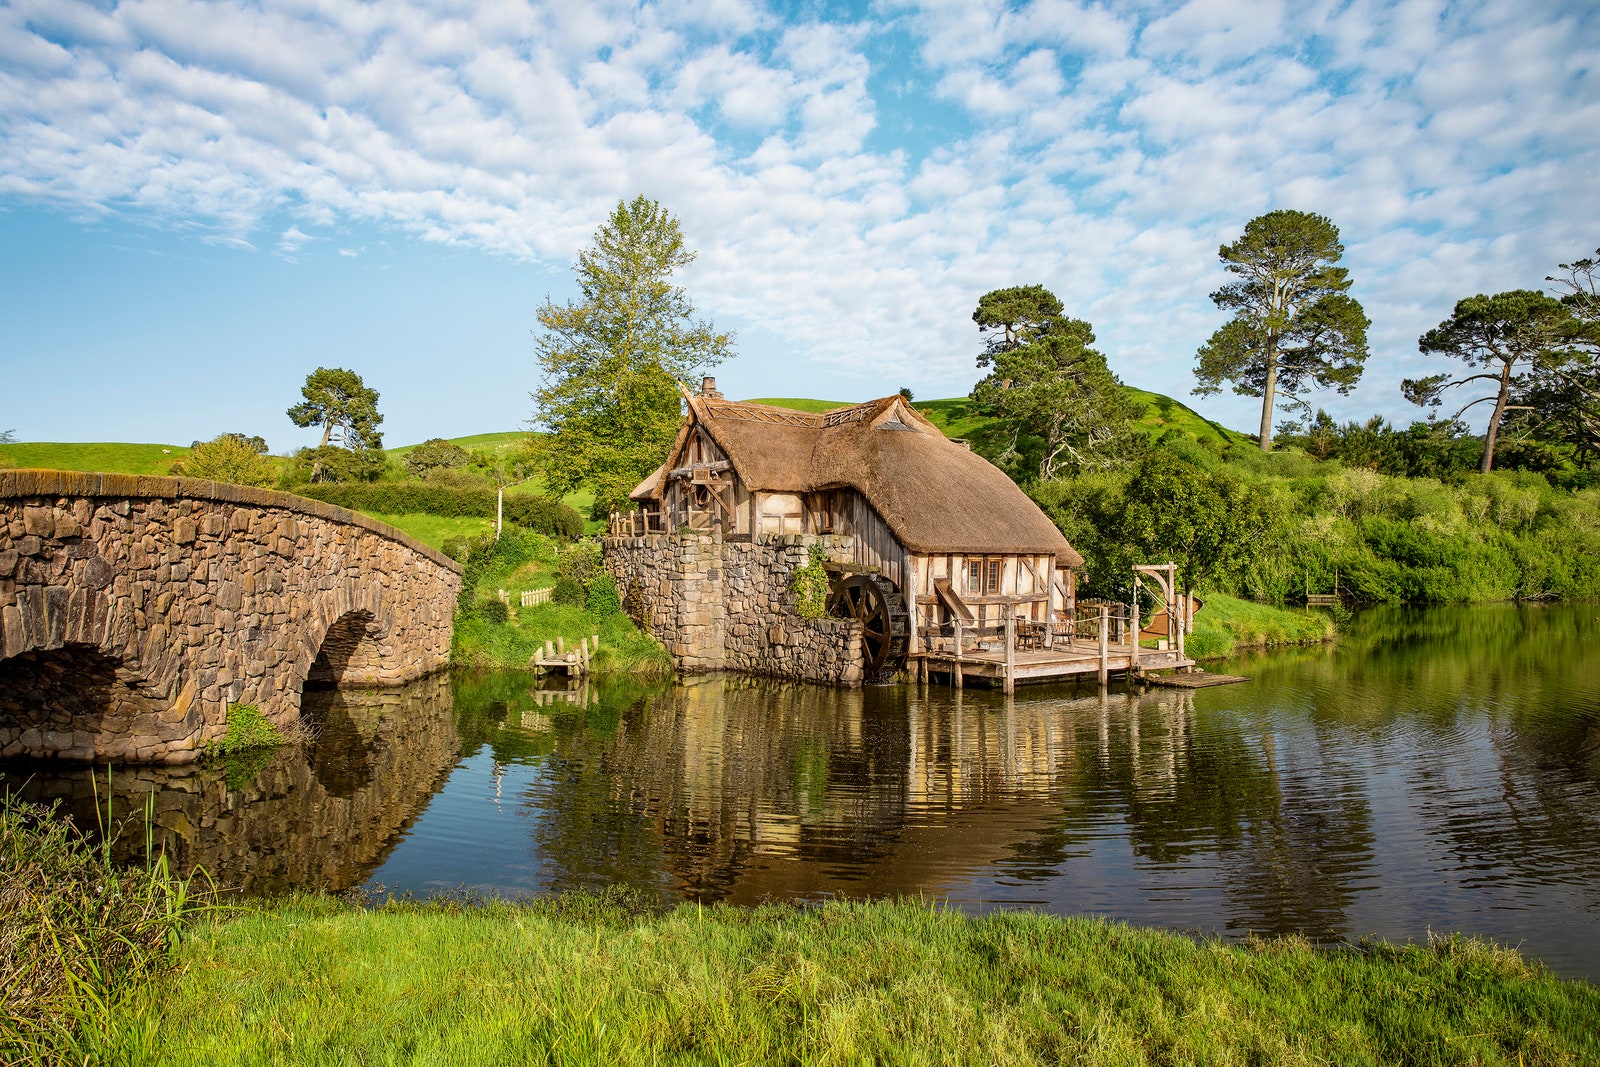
[15,535,41,557]
[22,507,53,538]
[0,550,16,578]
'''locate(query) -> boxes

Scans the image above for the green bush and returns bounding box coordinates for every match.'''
[585,573,621,616]
[477,599,510,624]
[791,544,830,620]
[296,483,582,539]
[552,576,584,605]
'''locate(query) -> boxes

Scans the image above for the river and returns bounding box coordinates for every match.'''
[5,603,1599,982]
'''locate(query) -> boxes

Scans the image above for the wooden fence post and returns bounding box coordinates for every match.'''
[1097,605,1109,687]
[1004,614,1016,696]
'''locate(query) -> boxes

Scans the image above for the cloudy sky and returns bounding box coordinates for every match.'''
[2,0,1596,450]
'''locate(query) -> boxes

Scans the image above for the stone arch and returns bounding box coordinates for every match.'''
[0,643,171,760]
[294,582,396,692]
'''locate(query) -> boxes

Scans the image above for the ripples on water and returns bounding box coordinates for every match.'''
[4,603,1599,981]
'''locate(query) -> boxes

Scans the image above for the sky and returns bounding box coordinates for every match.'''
[1,0,1596,452]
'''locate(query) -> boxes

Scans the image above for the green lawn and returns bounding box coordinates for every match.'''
[74,897,1600,1066]
[741,397,851,412]
[1187,591,1337,659]
[0,441,193,476]
[387,431,530,460]
[366,512,495,551]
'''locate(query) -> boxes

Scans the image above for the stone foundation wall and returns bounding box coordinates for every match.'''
[604,532,863,687]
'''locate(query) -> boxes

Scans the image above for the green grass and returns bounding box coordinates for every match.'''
[453,601,672,676]
[0,441,194,476]
[1124,386,1257,449]
[368,512,496,550]
[2,790,203,1064]
[78,895,1600,1066]
[741,397,852,412]
[386,431,529,460]
[1187,591,1337,659]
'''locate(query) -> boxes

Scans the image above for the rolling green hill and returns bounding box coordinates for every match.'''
[0,441,194,476]
[746,388,1253,450]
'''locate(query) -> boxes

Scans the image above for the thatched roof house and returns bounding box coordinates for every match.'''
[623,381,1082,657]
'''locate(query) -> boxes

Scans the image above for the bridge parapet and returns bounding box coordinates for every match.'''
[0,470,463,763]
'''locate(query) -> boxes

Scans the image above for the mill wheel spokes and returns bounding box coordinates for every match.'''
[826,574,911,675]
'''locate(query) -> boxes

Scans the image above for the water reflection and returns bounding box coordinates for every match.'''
[4,603,1599,981]
[2,675,458,894]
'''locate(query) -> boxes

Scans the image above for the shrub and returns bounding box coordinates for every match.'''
[404,437,471,477]
[171,434,277,487]
[791,544,831,620]
[552,576,585,605]
[585,573,621,616]
[477,598,509,624]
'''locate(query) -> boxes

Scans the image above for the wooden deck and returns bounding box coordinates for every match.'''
[910,638,1194,691]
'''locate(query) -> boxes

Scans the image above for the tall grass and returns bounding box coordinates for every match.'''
[96,895,1600,1065]
[0,778,205,1064]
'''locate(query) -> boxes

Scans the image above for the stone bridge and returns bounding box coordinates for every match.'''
[0,470,462,764]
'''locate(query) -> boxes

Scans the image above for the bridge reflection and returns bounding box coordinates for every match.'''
[3,674,459,894]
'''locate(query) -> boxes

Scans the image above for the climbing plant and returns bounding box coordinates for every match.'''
[791,545,831,621]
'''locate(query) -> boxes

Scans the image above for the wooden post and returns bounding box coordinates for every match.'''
[556,635,565,655]
[1097,605,1109,687]
[953,619,964,690]
[1003,614,1016,696]
[1176,594,1187,663]
[1128,595,1139,675]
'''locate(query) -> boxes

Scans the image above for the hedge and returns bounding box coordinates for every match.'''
[296,483,584,539]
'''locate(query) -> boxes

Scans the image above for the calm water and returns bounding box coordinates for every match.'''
[5,603,1600,981]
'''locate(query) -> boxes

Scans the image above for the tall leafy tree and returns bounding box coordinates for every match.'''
[1406,290,1581,472]
[1524,250,1600,459]
[970,285,1139,480]
[533,196,733,514]
[287,367,384,450]
[1193,210,1370,451]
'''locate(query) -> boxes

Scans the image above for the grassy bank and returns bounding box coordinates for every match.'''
[72,894,1600,1066]
[1188,591,1337,659]
[450,529,671,676]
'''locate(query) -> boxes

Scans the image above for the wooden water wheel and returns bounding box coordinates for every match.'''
[827,573,911,675]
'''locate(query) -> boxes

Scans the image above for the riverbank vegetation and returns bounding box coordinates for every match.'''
[0,792,202,1063]
[45,891,1600,1066]
[447,529,670,676]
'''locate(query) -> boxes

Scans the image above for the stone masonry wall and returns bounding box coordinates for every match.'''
[605,532,863,687]
[0,470,462,763]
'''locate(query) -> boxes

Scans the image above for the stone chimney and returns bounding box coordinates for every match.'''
[700,376,723,399]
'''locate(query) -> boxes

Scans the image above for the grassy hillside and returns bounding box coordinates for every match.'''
[0,441,193,476]
[746,390,1253,451]
[387,431,528,461]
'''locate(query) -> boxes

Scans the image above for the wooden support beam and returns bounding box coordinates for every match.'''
[1004,614,1016,696]
[1097,606,1109,687]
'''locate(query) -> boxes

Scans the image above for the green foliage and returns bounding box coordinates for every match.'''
[556,541,604,591]
[532,196,734,515]
[0,441,195,476]
[1194,210,1370,451]
[286,367,384,452]
[584,573,621,616]
[91,898,1600,1065]
[287,444,387,484]
[404,437,471,477]
[476,598,510,624]
[170,433,277,487]
[970,285,1141,480]
[295,483,583,539]
[206,704,282,758]
[0,789,200,1062]
[791,544,831,620]
[1410,289,1590,473]
[552,576,584,605]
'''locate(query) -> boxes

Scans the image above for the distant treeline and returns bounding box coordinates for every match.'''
[1036,434,1600,606]
[296,483,583,540]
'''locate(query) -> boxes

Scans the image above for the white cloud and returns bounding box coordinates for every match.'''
[0,0,1596,428]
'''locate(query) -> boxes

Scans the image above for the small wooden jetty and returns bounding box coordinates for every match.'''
[531,634,600,677]
[910,602,1196,693]
[1146,671,1248,689]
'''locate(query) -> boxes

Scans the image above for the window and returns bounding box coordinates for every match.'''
[967,557,1002,595]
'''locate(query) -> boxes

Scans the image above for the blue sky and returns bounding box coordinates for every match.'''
[1,0,1596,451]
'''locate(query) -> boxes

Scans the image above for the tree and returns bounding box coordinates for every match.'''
[173,433,278,487]
[405,437,471,478]
[532,196,733,514]
[1526,250,1600,459]
[1193,210,1370,452]
[287,367,384,451]
[1406,290,1582,472]
[970,285,1139,480]
[1117,450,1276,602]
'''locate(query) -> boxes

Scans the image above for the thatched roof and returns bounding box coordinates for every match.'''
[631,395,1082,565]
